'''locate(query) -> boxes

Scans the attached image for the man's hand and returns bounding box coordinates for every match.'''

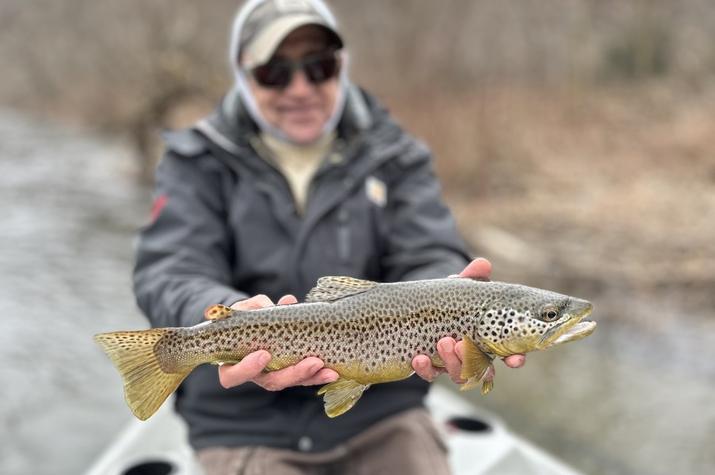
[412,257,527,384]
[216,294,339,391]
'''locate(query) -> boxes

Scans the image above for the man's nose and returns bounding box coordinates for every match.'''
[284,69,314,96]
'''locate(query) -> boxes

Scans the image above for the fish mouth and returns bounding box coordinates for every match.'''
[539,299,595,349]
[550,320,597,345]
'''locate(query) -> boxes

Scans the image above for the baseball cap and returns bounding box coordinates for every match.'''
[240,0,344,69]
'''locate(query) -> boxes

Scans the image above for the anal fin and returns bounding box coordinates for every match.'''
[459,335,495,394]
[317,378,370,417]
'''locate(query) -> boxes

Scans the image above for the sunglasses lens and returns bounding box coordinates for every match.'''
[304,55,339,84]
[250,51,340,89]
[252,60,292,88]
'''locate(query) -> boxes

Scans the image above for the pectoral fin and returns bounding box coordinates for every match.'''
[459,335,495,394]
[317,378,370,418]
[431,353,446,368]
[204,304,233,321]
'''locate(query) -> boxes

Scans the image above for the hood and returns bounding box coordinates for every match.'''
[227,0,350,145]
[194,83,374,156]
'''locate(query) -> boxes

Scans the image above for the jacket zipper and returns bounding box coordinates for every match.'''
[337,206,350,265]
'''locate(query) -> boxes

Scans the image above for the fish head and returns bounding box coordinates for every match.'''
[474,283,595,357]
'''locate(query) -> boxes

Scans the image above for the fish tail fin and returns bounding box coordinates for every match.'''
[94,329,192,421]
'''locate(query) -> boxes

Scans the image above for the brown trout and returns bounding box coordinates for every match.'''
[95,276,595,421]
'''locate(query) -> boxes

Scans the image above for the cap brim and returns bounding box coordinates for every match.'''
[243,15,343,68]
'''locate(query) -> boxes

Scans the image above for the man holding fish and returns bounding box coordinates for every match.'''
[132,0,527,473]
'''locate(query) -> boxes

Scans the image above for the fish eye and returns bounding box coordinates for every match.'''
[540,305,560,322]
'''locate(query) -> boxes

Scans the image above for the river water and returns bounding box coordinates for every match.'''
[0,111,150,475]
[0,111,713,475]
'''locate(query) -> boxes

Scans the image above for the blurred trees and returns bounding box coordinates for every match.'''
[0,0,236,180]
[0,0,713,180]
[335,0,715,91]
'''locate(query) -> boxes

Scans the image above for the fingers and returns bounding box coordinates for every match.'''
[220,353,338,391]
[295,368,340,387]
[231,294,274,310]
[277,294,298,305]
[412,354,444,382]
[252,357,336,391]
[411,334,525,388]
[230,294,296,311]
[218,350,271,388]
[503,354,526,368]
[459,257,492,280]
[438,338,465,384]
[220,294,306,390]
[412,338,468,384]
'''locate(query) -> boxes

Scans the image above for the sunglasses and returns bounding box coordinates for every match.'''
[249,50,341,89]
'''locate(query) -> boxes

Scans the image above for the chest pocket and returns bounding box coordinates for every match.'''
[324,174,388,278]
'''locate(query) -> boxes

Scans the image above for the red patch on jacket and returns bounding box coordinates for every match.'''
[150,194,168,222]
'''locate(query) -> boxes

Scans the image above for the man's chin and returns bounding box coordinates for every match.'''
[282,123,326,144]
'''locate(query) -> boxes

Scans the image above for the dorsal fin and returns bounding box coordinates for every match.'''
[305,276,379,303]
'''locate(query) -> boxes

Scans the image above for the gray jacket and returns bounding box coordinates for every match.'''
[133,86,470,452]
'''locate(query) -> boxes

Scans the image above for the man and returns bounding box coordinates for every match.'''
[133,1,525,473]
